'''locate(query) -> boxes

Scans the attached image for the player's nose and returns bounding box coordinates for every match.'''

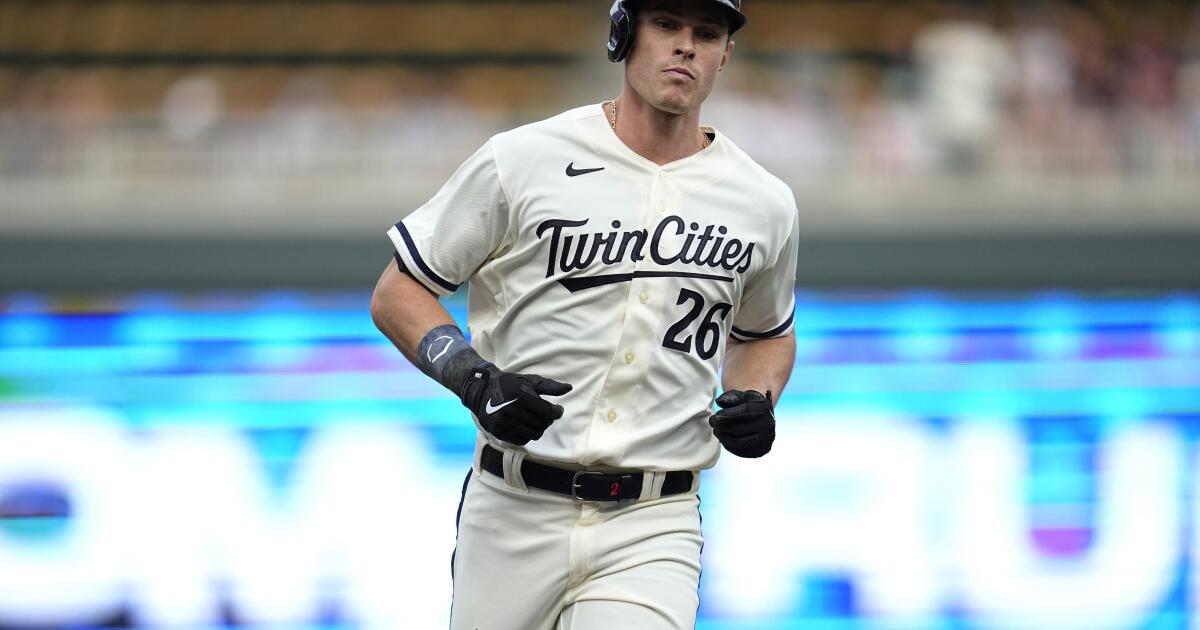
[673,30,696,58]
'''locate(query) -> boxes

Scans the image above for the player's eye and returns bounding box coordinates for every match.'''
[655,18,677,30]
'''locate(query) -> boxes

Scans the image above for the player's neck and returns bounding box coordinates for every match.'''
[609,93,706,166]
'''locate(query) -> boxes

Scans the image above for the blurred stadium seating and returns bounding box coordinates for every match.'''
[1,0,1198,289]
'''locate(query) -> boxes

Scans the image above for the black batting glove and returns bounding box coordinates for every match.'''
[709,389,775,458]
[458,363,573,446]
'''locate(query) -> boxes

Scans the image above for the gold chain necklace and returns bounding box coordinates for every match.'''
[604,100,709,151]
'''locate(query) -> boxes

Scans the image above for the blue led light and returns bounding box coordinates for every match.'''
[0,315,53,348]
[0,288,1197,629]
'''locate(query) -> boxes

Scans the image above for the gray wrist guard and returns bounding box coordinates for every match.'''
[415,324,490,395]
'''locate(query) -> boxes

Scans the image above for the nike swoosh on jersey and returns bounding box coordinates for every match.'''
[427,336,455,363]
[484,398,518,414]
[565,162,605,177]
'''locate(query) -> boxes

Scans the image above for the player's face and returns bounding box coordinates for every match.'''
[625,0,735,115]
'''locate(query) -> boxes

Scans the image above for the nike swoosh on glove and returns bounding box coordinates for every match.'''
[708,389,775,458]
[458,364,573,446]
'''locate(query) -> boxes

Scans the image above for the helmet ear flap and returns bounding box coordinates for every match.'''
[607,0,635,62]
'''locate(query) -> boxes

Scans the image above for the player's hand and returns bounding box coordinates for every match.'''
[708,389,775,458]
[458,364,573,446]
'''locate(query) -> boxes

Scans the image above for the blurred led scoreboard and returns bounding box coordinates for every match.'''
[0,289,1197,629]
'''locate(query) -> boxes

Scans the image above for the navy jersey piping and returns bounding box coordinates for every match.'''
[731,307,795,340]
[395,221,462,294]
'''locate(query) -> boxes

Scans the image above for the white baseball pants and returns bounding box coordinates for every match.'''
[448,456,703,630]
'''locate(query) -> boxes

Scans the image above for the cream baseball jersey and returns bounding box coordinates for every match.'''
[388,104,798,472]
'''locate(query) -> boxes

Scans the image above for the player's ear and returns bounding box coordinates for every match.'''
[718,38,734,72]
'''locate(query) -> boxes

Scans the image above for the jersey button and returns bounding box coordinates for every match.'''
[606,410,618,422]
[624,352,635,364]
[638,291,649,304]
[658,171,669,181]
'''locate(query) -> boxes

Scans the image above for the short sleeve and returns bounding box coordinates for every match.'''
[386,139,509,297]
[730,203,798,341]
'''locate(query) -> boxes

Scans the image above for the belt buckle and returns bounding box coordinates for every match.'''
[571,471,609,501]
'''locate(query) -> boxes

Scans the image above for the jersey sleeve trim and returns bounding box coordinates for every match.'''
[392,252,439,298]
[387,222,462,296]
[730,307,795,341]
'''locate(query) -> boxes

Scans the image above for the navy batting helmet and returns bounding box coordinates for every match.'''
[607,0,747,63]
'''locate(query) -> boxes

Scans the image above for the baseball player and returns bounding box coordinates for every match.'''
[371,0,797,627]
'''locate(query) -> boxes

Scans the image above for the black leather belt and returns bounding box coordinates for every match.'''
[480,444,694,502]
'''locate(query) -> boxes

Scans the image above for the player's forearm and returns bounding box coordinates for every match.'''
[371,259,573,447]
[720,332,796,403]
[370,261,457,367]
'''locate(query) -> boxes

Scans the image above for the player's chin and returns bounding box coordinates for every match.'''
[653,90,698,116]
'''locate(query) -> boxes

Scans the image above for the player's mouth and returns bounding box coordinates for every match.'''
[664,66,695,80]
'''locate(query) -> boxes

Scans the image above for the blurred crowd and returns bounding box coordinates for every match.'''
[2,2,1200,189]
[713,2,1200,181]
